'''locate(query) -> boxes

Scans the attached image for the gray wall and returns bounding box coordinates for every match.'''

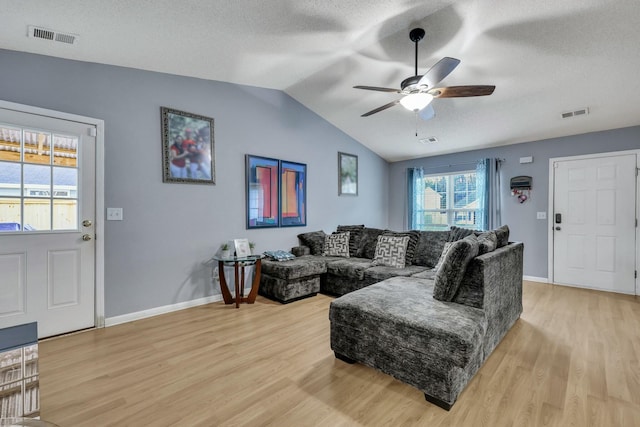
[0,49,389,317]
[389,126,640,278]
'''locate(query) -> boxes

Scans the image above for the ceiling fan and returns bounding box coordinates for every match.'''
[354,28,495,121]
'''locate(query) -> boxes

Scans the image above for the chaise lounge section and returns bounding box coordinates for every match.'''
[329,240,524,409]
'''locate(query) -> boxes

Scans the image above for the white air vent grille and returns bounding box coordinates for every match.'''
[28,25,78,45]
[561,107,589,119]
[32,27,54,40]
[55,32,77,44]
[419,136,438,144]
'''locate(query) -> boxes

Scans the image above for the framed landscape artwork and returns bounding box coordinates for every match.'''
[161,107,215,185]
[339,152,358,196]
[246,155,279,229]
[280,160,306,227]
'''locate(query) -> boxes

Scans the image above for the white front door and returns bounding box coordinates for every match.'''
[552,153,636,294]
[0,108,96,338]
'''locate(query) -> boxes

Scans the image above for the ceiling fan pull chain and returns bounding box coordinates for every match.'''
[415,112,418,137]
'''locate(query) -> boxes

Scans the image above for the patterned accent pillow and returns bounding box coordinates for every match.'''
[323,232,350,257]
[297,230,326,255]
[474,231,498,254]
[371,235,410,268]
[431,242,453,271]
[494,225,510,248]
[264,250,296,262]
[336,225,365,257]
[433,235,479,301]
[382,230,420,265]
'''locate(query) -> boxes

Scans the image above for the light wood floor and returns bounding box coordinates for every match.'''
[39,281,640,426]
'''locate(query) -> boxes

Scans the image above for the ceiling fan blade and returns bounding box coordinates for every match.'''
[429,85,496,98]
[354,85,402,93]
[417,57,460,88]
[418,104,435,121]
[361,99,401,117]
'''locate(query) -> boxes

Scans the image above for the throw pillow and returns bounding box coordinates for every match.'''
[297,230,326,255]
[431,242,453,271]
[494,225,510,248]
[323,232,350,257]
[448,226,475,242]
[336,224,365,257]
[474,231,498,255]
[413,230,452,267]
[355,227,386,259]
[382,230,420,265]
[371,235,410,268]
[433,235,479,301]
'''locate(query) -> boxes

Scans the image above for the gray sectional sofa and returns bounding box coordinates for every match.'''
[259,224,523,409]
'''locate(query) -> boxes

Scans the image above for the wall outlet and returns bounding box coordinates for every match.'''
[536,211,547,220]
[107,207,123,221]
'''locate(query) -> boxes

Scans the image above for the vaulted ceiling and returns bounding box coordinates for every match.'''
[2,0,639,161]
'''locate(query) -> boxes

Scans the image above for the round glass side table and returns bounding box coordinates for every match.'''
[213,254,263,308]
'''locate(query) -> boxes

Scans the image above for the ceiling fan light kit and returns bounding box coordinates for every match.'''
[355,28,495,121]
[400,93,433,111]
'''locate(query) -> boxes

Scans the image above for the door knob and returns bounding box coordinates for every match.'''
[82,234,92,241]
[82,220,92,227]
[555,226,561,231]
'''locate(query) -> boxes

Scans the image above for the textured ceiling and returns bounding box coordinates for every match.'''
[2,0,640,161]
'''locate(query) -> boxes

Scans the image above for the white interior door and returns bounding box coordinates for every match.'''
[552,154,636,294]
[0,108,96,338]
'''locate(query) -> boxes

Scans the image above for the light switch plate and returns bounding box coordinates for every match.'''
[107,207,123,221]
[536,211,547,220]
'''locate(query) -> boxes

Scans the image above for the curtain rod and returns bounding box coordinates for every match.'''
[418,158,504,171]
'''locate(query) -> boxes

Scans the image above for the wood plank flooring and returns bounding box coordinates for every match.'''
[39,281,640,426]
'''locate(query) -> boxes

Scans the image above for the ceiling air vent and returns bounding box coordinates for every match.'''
[419,136,438,144]
[28,25,79,45]
[561,107,589,119]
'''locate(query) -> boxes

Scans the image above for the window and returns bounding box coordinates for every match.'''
[0,125,79,232]
[419,171,478,231]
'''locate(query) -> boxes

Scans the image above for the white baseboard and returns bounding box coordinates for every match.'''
[105,288,251,327]
[523,275,548,283]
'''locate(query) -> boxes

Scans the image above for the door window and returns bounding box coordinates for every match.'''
[0,125,79,232]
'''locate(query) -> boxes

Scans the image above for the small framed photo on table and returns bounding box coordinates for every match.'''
[234,238,251,258]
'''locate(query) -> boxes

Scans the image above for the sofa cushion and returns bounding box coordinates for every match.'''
[474,231,497,255]
[382,230,420,265]
[413,230,451,268]
[330,276,487,371]
[355,227,386,259]
[371,235,410,268]
[494,225,510,248]
[410,269,437,280]
[297,230,326,255]
[336,224,365,257]
[260,255,327,280]
[323,232,350,257]
[433,235,479,301]
[448,226,476,242]
[325,257,372,280]
[365,264,428,282]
